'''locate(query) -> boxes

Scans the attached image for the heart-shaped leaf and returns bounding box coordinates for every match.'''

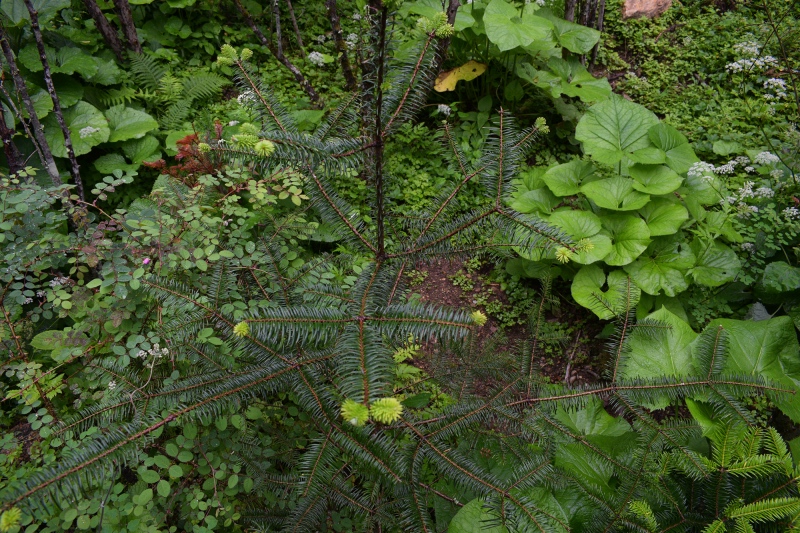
[599,214,651,266]
[648,123,699,174]
[548,209,611,264]
[638,198,689,236]
[690,240,740,287]
[581,177,650,211]
[575,95,658,166]
[629,164,683,195]
[518,59,611,103]
[537,9,601,54]
[571,265,640,319]
[624,236,695,296]
[542,159,596,197]
[43,101,109,157]
[105,105,159,143]
[483,0,553,51]
[510,187,559,214]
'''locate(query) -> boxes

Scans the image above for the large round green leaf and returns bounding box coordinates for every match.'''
[575,95,658,166]
[638,198,689,236]
[624,237,695,296]
[689,240,740,287]
[599,214,651,266]
[539,10,601,54]
[571,265,640,319]
[708,316,800,422]
[1,0,69,25]
[621,307,697,408]
[105,105,159,143]
[648,123,699,174]
[581,177,650,211]
[760,261,800,294]
[548,209,610,264]
[629,164,683,195]
[43,101,109,158]
[448,498,508,533]
[510,188,559,214]
[518,59,611,103]
[542,159,596,197]
[483,0,553,51]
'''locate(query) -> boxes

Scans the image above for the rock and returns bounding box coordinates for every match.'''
[622,0,672,18]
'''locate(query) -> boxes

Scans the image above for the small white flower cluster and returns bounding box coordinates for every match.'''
[134,343,169,367]
[763,78,788,100]
[315,35,326,44]
[228,120,240,127]
[49,276,70,288]
[783,207,800,220]
[733,40,761,57]
[23,297,33,304]
[352,12,361,21]
[737,204,759,217]
[754,187,775,198]
[726,56,778,73]
[79,126,101,139]
[688,161,715,180]
[741,242,756,253]
[346,33,358,50]
[108,380,117,391]
[737,181,755,198]
[770,169,784,179]
[536,0,546,5]
[726,40,778,73]
[721,196,737,205]
[437,104,452,116]
[237,90,256,106]
[308,51,326,67]
[754,151,780,165]
[714,162,736,174]
[36,290,46,298]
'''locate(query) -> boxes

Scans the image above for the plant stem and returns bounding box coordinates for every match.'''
[326,0,357,90]
[285,0,305,55]
[23,0,84,200]
[0,23,61,185]
[232,0,321,106]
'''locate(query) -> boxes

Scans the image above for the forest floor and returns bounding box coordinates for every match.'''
[413,259,606,387]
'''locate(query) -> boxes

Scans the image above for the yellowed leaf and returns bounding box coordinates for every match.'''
[434,60,487,92]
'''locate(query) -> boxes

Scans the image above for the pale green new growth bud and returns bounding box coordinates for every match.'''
[254,139,276,157]
[197,143,211,153]
[370,398,403,424]
[240,48,253,61]
[341,399,369,426]
[239,122,260,135]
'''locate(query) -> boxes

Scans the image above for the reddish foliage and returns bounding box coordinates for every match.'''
[144,123,225,185]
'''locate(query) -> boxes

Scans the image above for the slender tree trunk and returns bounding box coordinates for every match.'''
[326,0,357,90]
[374,6,387,261]
[590,0,606,68]
[0,80,44,179]
[81,0,125,61]
[432,0,460,75]
[112,0,141,54]
[0,24,60,185]
[285,0,305,55]
[0,114,26,175]
[24,0,84,200]
[231,0,321,106]
[564,0,577,22]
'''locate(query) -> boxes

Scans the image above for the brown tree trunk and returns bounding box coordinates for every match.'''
[81,0,125,61]
[564,0,577,22]
[112,0,141,54]
[231,0,321,106]
[24,0,84,200]
[432,0,461,76]
[286,0,305,55]
[0,24,60,185]
[325,0,357,91]
[0,114,26,175]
